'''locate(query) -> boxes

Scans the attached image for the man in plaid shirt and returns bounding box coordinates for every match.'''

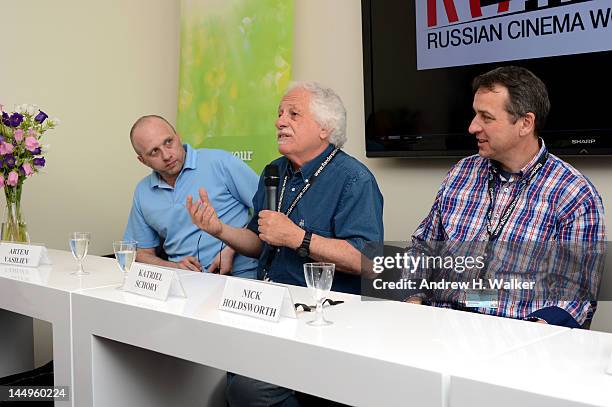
[410,66,605,328]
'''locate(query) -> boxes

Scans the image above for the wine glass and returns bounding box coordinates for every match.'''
[69,232,90,275]
[303,262,335,326]
[113,240,137,290]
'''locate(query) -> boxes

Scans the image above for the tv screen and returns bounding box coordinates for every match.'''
[362,0,612,157]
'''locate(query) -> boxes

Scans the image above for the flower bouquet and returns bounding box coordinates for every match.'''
[0,103,58,242]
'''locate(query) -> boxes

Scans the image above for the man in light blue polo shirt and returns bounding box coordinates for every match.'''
[124,115,258,278]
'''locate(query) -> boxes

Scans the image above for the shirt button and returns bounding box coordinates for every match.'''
[503,187,509,193]
[277,248,280,253]
[291,187,295,192]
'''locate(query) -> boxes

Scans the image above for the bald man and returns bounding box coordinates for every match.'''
[124,115,258,278]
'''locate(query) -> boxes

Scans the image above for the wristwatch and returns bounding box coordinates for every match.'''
[297,231,312,258]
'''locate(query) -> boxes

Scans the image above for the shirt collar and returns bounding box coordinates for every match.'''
[149,144,195,189]
[286,143,336,180]
[489,138,547,181]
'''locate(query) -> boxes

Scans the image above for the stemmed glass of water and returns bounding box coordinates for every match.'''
[113,240,137,290]
[69,232,90,275]
[303,262,335,326]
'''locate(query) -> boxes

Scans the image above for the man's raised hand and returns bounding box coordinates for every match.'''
[186,187,223,237]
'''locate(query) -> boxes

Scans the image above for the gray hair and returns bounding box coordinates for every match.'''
[286,81,347,148]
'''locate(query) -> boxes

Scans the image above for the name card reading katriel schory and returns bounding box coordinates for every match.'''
[219,278,296,322]
[125,262,186,301]
[0,243,51,268]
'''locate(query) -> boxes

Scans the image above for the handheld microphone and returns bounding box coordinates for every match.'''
[264,164,280,211]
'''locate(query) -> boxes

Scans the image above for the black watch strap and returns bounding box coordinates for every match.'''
[297,231,312,257]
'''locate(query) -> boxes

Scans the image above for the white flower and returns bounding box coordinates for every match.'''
[28,105,38,115]
[26,104,38,116]
[49,117,61,126]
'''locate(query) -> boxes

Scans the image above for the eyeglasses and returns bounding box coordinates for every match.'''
[294,299,344,312]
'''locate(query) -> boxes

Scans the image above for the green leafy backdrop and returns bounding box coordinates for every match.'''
[178,0,294,174]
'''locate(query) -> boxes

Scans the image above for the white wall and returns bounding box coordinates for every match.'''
[1,1,611,333]
[1,0,180,367]
[0,0,179,256]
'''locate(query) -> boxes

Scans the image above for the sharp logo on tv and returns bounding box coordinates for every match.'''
[416,0,611,70]
[571,139,597,144]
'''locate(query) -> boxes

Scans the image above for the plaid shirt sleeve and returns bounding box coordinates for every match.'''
[529,187,606,326]
[412,172,451,242]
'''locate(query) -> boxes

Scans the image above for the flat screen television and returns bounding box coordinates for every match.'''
[362,0,612,157]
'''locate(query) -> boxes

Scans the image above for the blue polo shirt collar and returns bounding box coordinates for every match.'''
[149,144,196,189]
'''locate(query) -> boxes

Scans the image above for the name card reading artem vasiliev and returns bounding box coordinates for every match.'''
[125,262,186,301]
[0,243,52,267]
[219,278,296,322]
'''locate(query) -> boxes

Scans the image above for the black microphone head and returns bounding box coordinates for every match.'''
[264,164,280,187]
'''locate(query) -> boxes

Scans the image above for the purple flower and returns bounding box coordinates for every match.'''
[35,110,48,124]
[14,129,24,142]
[25,136,40,152]
[0,142,14,155]
[33,157,46,167]
[21,163,34,177]
[8,113,23,127]
[5,154,15,168]
[7,171,19,187]
[1,112,9,126]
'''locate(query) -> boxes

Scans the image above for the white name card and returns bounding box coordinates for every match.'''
[219,278,297,322]
[125,262,186,301]
[0,243,51,268]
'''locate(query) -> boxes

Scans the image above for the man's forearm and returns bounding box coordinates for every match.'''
[308,235,362,275]
[136,251,178,269]
[218,224,263,259]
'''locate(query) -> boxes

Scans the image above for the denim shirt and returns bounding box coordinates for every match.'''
[247,144,384,293]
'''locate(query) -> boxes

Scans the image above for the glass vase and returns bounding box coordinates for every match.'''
[1,185,30,243]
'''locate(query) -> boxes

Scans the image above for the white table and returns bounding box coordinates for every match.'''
[0,249,125,406]
[71,270,568,407]
[449,328,612,406]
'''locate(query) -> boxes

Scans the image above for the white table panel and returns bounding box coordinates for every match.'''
[450,328,612,407]
[72,271,567,407]
[0,249,124,406]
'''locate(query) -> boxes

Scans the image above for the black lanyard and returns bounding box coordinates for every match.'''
[486,152,548,241]
[261,148,339,281]
[277,148,339,216]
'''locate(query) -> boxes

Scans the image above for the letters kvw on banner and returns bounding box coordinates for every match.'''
[416,0,612,70]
